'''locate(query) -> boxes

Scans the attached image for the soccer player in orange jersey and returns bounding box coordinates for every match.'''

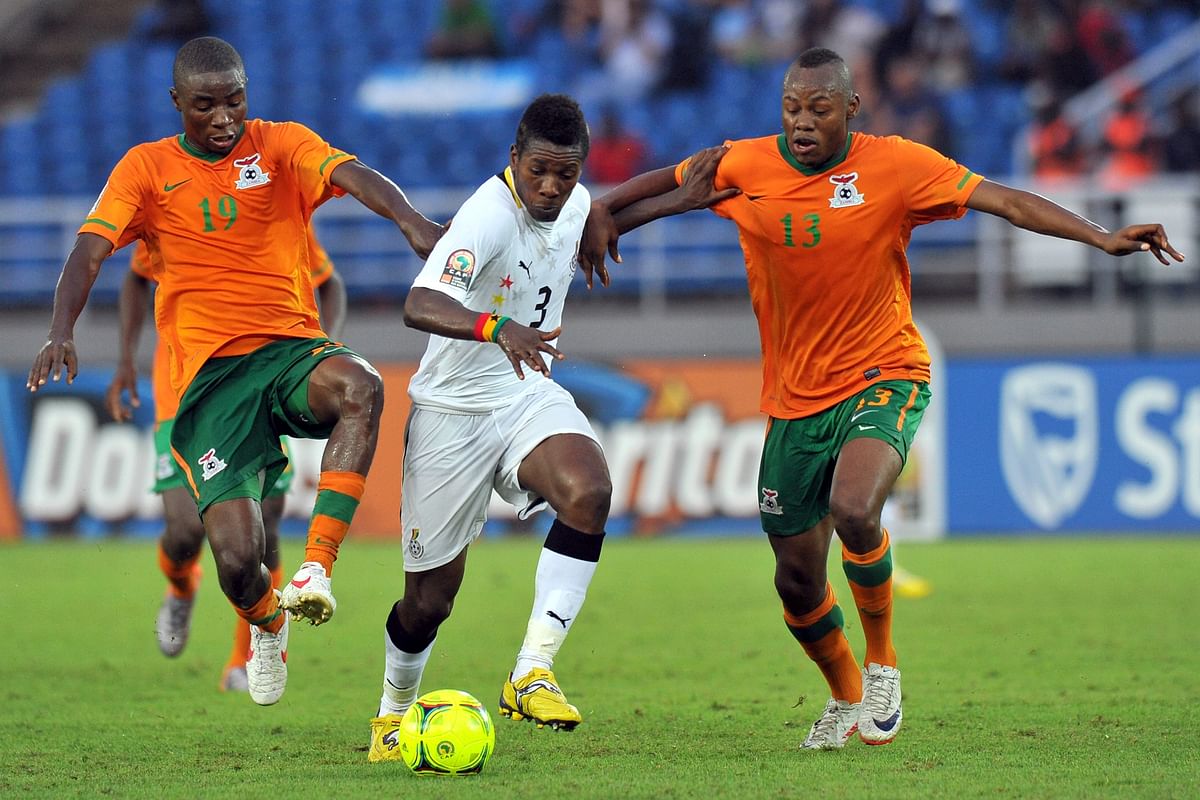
[27,36,442,706]
[105,230,345,693]
[581,48,1184,749]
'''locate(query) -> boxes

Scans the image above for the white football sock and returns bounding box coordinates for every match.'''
[512,548,597,680]
[378,631,436,717]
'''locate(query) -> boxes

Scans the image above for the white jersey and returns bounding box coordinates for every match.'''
[408,167,591,412]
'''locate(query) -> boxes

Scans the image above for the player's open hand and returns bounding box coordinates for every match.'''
[495,323,563,380]
[677,145,740,210]
[27,338,78,393]
[1104,223,1186,265]
[105,362,140,421]
[579,202,618,291]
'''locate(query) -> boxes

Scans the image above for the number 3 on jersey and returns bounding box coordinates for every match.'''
[780,212,820,248]
[531,286,552,328]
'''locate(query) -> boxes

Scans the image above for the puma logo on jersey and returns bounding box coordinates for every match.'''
[519,260,531,277]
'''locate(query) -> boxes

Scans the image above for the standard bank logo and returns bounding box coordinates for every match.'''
[1000,364,1098,528]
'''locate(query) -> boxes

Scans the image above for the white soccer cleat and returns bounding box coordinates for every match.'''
[246,606,289,706]
[279,561,336,626]
[155,593,195,657]
[802,698,860,750]
[220,665,249,693]
[858,663,903,745]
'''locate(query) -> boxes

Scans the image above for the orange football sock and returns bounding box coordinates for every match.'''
[784,584,863,702]
[236,582,285,634]
[843,529,897,667]
[304,471,365,576]
[227,564,285,668]
[158,543,202,599]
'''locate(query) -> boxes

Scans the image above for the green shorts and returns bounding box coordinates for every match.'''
[758,380,930,535]
[153,418,293,497]
[170,337,359,515]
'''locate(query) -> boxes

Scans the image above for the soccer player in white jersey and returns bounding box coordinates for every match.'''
[368,95,735,756]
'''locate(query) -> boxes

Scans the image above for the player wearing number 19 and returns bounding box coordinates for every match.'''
[581,47,1184,750]
[26,36,443,706]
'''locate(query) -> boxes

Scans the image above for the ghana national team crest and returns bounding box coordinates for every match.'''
[828,172,865,208]
[233,153,271,190]
[407,528,425,560]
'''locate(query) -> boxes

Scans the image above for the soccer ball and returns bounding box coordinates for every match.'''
[398,689,496,776]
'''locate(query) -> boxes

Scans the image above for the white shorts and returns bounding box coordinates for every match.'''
[400,381,598,572]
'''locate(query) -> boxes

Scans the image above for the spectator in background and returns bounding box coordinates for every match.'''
[1028,94,1086,180]
[1162,89,1200,174]
[711,0,763,66]
[1098,88,1159,188]
[587,108,648,184]
[1073,0,1134,79]
[146,0,210,42]
[795,0,886,69]
[912,0,974,92]
[426,0,502,60]
[872,53,951,154]
[597,0,673,101]
[999,0,1092,94]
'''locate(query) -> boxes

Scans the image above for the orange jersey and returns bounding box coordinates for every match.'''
[81,119,355,399]
[676,132,983,418]
[128,223,337,422]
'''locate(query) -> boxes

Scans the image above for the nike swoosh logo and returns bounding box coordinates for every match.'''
[857,425,876,431]
[163,179,192,192]
[872,709,901,731]
[850,409,877,422]
[290,577,312,589]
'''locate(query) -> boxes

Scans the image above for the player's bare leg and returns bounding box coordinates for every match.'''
[830,437,905,744]
[281,354,382,625]
[205,497,288,705]
[221,493,285,692]
[498,434,611,730]
[154,486,207,657]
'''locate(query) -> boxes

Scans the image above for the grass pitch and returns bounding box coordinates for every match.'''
[1,534,1197,799]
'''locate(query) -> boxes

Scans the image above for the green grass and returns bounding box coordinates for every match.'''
[1,535,1198,799]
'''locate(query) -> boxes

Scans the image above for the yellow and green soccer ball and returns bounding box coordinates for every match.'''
[399,689,496,776]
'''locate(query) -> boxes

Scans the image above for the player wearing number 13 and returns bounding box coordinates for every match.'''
[27,36,443,706]
[582,47,1184,750]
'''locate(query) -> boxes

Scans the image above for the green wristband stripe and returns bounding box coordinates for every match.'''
[842,549,894,588]
[490,316,511,342]
[785,604,845,644]
[314,489,360,524]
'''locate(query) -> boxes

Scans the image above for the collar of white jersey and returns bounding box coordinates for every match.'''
[503,166,557,232]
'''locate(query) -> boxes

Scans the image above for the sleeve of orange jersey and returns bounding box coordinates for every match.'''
[893,139,984,225]
[673,139,740,220]
[276,122,357,211]
[306,222,335,287]
[79,152,149,250]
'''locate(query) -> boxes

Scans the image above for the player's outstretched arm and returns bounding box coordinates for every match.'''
[580,146,736,289]
[316,269,348,340]
[329,160,445,259]
[404,287,561,380]
[966,179,1186,265]
[104,269,151,421]
[28,233,114,392]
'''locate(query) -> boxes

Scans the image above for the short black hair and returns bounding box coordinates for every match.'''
[173,36,245,88]
[785,47,853,96]
[515,94,589,159]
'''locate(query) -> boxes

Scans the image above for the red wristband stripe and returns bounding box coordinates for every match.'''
[473,312,491,341]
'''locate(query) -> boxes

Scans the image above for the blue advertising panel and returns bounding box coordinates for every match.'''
[946,356,1200,533]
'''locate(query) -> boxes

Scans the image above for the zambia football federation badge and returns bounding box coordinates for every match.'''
[234,153,271,190]
[759,488,783,515]
[828,173,865,208]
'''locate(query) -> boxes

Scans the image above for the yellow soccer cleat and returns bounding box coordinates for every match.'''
[893,565,933,599]
[367,714,406,763]
[498,668,582,731]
